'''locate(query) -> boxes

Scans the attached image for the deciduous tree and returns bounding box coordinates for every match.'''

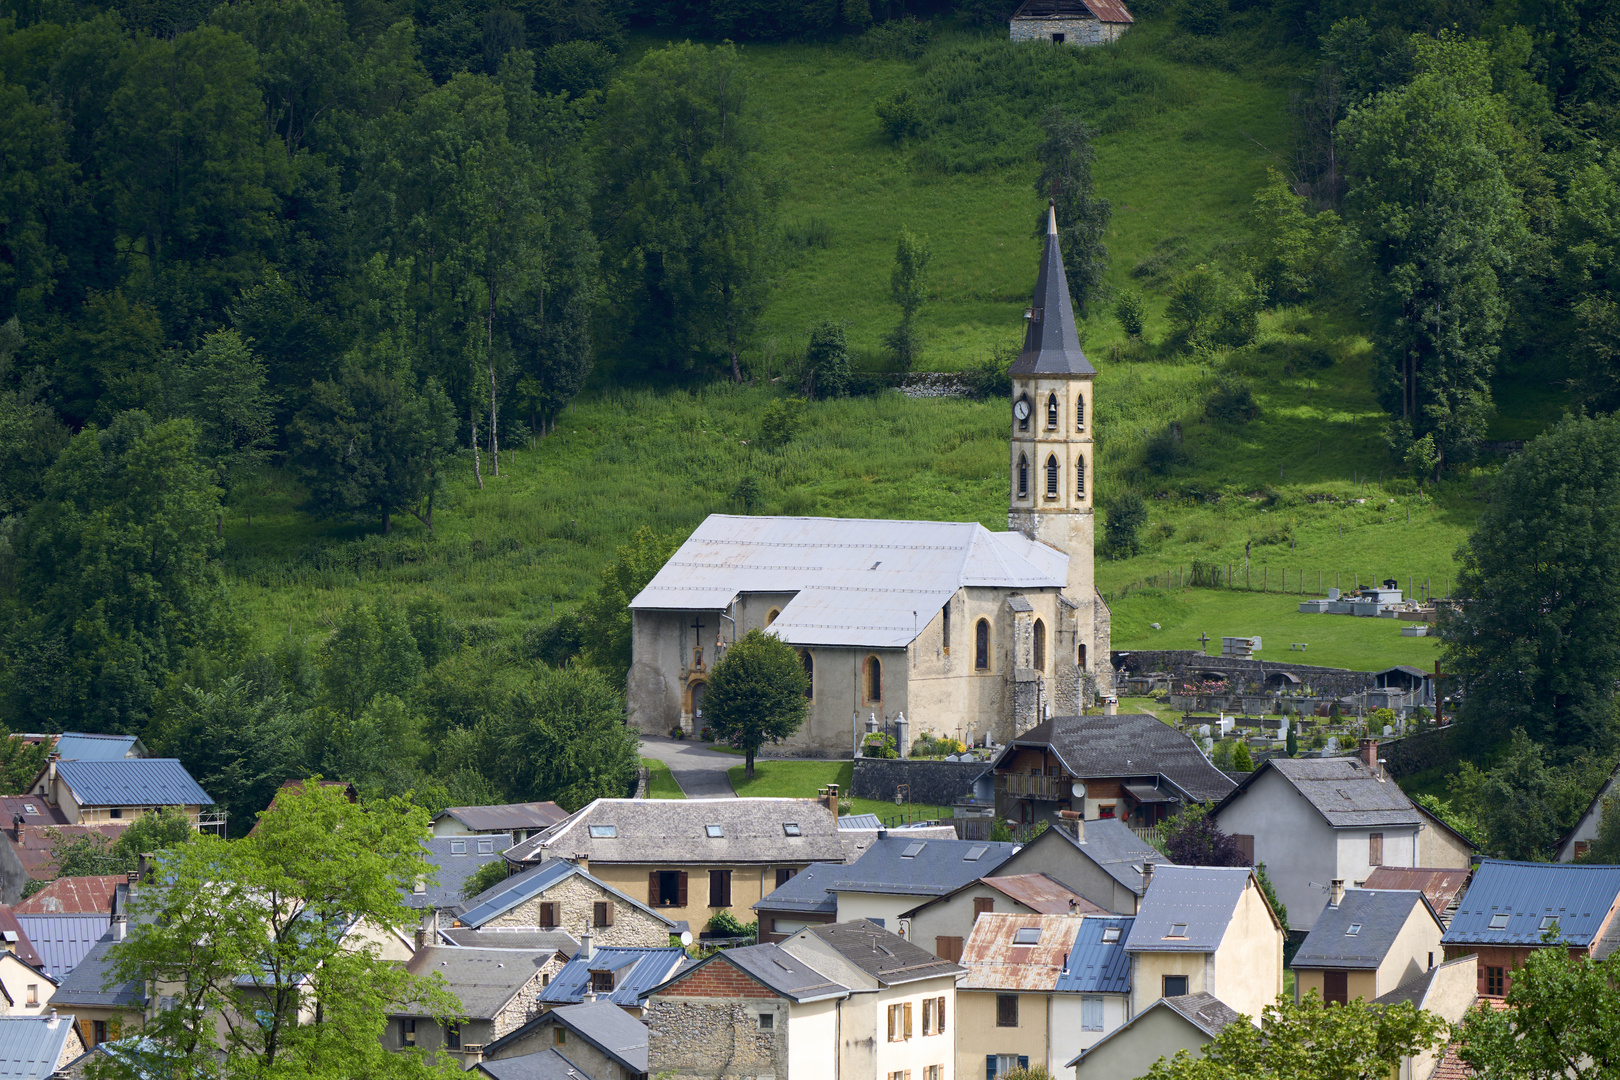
[1458,947,1620,1079]
[1033,107,1111,316]
[703,628,809,780]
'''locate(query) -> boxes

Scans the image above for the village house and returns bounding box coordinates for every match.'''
[47,734,148,762]
[990,712,1234,828]
[0,948,55,1016]
[628,209,1110,753]
[538,942,692,1015]
[0,795,123,905]
[453,858,676,948]
[1556,760,1620,861]
[753,863,841,944]
[992,813,1167,915]
[1008,0,1131,45]
[1055,915,1135,1060]
[1210,746,1473,932]
[1070,993,1242,1080]
[49,925,142,1052]
[27,758,220,832]
[1440,859,1620,999]
[387,947,558,1068]
[505,798,844,936]
[647,919,960,1080]
[1291,886,1445,1005]
[477,999,647,1080]
[406,834,513,915]
[1124,865,1284,1020]
[0,1012,86,1079]
[903,873,1106,963]
[435,803,569,845]
[1372,955,1478,1080]
[12,912,103,981]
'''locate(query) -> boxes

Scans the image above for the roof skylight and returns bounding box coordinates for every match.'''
[783,823,801,836]
[1539,915,1558,931]
[1101,926,1122,944]
[1488,912,1511,930]
[901,842,927,858]
[1014,927,1042,945]
[1345,923,1362,936]
[965,845,989,862]
[1166,923,1188,938]
[588,825,617,838]
[705,825,724,838]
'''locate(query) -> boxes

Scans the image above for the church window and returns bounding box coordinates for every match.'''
[1033,620,1046,670]
[1078,643,1087,669]
[801,650,814,698]
[1045,455,1059,498]
[1046,394,1058,429]
[1076,457,1085,496]
[866,656,883,702]
[975,621,990,671]
[1017,455,1028,499]
[1076,395,1085,430]
[942,603,951,655]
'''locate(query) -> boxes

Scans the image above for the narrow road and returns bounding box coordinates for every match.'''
[638,736,740,798]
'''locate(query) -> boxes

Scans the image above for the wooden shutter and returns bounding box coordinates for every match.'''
[539,902,557,929]
[677,871,689,906]
[997,994,1018,1027]
[903,1001,912,1038]
[1369,832,1384,866]
[921,998,932,1035]
[710,869,732,907]
[935,937,963,963]
[604,901,614,927]
[936,996,946,1033]
[986,1055,997,1080]
[888,1004,897,1041]
[1324,970,1348,1006]
[649,871,660,906]
[1234,834,1255,864]
[973,897,994,918]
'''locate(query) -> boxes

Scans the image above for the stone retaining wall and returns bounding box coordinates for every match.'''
[851,758,991,806]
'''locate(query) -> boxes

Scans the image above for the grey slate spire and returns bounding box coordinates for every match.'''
[1009,202,1096,376]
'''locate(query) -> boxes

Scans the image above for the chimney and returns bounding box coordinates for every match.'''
[583,990,597,1004]
[1329,879,1345,907]
[112,915,127,941]
[1359,738,1379,773]
[1103,698,1118,716]
[876,828,888,840]
[414,925,427,952]
[1059,809,1084,843]
[574,853,589,874]
[823,784,840,823]
[137,853,152,884]
[580,932,593,961]
[1141,861,1155,893]
[462,1044,484,1067]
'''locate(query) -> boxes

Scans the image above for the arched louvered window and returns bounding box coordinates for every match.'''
[1076,456,1086,496]
[866,656,882,702]
[1046,454,1059,497]
[1017,455,1029,499]
[1033,619,1046,669]
[1076,395,1085,430]
[1046,393,1059,429]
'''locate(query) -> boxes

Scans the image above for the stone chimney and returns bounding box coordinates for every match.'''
[1329,879,1345,907]
[573,853,590,874]
[414,925,427,952]
[1059,809,1085,843]
[822,784,840,823]
[580,932,593,961]
[462,1045,484,1067]
[1359,738,1380,773]
[1103,697,1118,716]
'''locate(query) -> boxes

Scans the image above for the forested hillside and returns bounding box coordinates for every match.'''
[2,0,1619,849]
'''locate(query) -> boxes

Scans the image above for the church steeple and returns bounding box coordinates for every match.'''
[1010,202,1097,377]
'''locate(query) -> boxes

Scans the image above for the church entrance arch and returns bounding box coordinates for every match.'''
[687,679,708,723]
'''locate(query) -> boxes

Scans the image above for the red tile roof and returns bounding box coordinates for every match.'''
[15,876,123,915]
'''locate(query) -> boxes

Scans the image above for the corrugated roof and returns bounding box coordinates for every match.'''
[629,515,1066,649]
[1055,916,1133,994]
[508,798,844,866]
[1219,758,1418,828]
[54,760,212,808]
[1012,0,1133,23]
[52,931,142,1009]
[52,734,142,762]
[998,714,1234,804]
[538,947,690,1009]
[828,837,1018,898]
[959,913,1086,991]
[1442,859,1620,949]
[983,874,1107,915]
[14,914,106,979]
[399,947,550,1019]
[1125,866,1251,953]
[407,834,511,911]
[0,1015,78,1079]
[478,1047,591,1080]
[753,863,840,916]
[1293,889,1435,970]
[1362,867,1471,925]
[713,944,850,1002]
[438,803,568,833]
[1009,205,1096,377]
[15,876,122,916]
[793,920,961,986]
[438,928,579,955]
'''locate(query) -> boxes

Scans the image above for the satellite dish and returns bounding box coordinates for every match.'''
[1071,781,1087,799]
[679,930,693,947]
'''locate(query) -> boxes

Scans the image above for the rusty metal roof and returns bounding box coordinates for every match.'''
[14,876,122,916]
[983,874,1108,915]
[1362,867,1471,924]
[1012,0,1134,23]
[959,913,1088,991]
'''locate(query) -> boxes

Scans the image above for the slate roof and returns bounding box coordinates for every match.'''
[1216,757,1418,828]
[53,760,212,808]
[398,947,550,1019]
[753,863,840,916]
[1125,866,1254,953]
[628,515,1067,649]
[0,1014,79,1079]
[796,920,962,986]
[408,834,512,911]
[51,734,143,762]
[0,907,43,971]
[507,798,844,866]
[52,931,143,1009]
[436,803,568,834]
[705,944,850,1002]
[15,876,122,916]
[538,947,691,1009]
[959,913,1086,991]
[1041,816,1168,896]
[1362,867,1471,925]
[1009,204,1097,377]
[1054,916,1133,995]
[1442,859,1620,950]
[478,1048,592,1080]
[996,713,1234,804]
[485,1001,648,1074]
[15,914,107,979]
[438,928,579,956]
[827,837,1018,898]
[455,858,674,930]
[1294,889,1438,970]
[1067,992,1242,1068]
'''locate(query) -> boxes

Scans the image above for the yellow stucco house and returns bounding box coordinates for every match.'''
[1291,885,1445,1005]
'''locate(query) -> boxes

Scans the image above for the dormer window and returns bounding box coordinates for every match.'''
[588,825,617,839]
[1046,393,1058,428]
[477,839,494,854]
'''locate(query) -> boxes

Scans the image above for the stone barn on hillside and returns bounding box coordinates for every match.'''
[1010,0,1132,45]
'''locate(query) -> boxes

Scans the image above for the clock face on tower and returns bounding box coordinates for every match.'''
[1012,399,1030,421]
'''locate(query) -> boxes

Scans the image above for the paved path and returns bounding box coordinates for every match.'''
[639,736,741,798]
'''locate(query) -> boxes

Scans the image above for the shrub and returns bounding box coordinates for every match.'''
[800,322,852,399]
[783,217,834,249]
[911,734,968,757]
[758,397,804,450]
[863,732,899,758]
[1232,741,1254,771]
[523,613,583,667]
[707,909,757,938]
[857,17,933,59]
[1143,424,1191,475]
[1113,290,1145,337]
[1205,376,1260,423]
[539,40,617,97]
[1177,0,1228,35]
[1105,491,1148,557]
[964,344,1016,399]
[876,88,924,141]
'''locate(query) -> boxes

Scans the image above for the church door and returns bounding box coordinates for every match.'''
[691,681,707,719]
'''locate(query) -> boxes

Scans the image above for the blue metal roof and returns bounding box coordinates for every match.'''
[538,948,690,1009]
[52,734,141,762]
[1125,866,1252,953]
[14,914,107,979]
[1055,917,1133,994]
[1443,859,1620,949]
[55,759,212,807]
[828,837,1018,897]
[0,1015,78,1078]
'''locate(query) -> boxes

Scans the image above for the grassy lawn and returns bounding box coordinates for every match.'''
[640,758,685,799]
[728,760,956,822]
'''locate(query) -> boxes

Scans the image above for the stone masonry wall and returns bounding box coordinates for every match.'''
[852,759,990,805]
[1009,16,1126,44]
[648,964,786,1080]
[490,970,550,1042]
[481,872,668,947]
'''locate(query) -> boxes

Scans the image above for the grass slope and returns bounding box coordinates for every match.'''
[641,758,685,798]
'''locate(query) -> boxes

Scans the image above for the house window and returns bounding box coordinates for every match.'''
[925,1067,942,1080]
[26,985,36,1005]
[1076,456,1085,496]
[866,656,882,703]
[1076,396,1085,430]
[1013,926,1042,945]
[923,996,942,1035]
[539,901,558,929]
[1046,393,1059,428]
[783,823,801,837]
[1369,832,1384,866]
[942,603,951,655]
[450,840,466,855]
[802,650,814,698]
[976,620,990,670]
[887,1002,913,1041]
[1098,803,1116,819]
[1101,926,1121,944]
[1078,643,1087,669]
[1163,975,1188,998]
[706,824,724,838]
[1539,915,1558,932]
[652,870,686,907]
[766,608,780,626]
[1081,996,1103,1031]
[593,901,614,927]
[446,1023,461,1050]
[758,1012,774,1031]
[1051,31,1065,41]
[477,839,494,855]
[554,1027,567,1045]
[1486,966,1505,996]
[988,1056,1028,1079]
[889,1073,911,1080]
[1045,454,1059,498]
[1033,620,1046,670]
[403,1018,416,1046]
[1017,455,1029,499]
[1575,841,1590,858]
[590,970,614,993]
[776,868,796,888]
[709,868,733,907]
[996,994,1018,1027]
[92,1020,107,1045]
[933,996,946,1034]
[1324,970,1347,1006]
[935,937,964,962]
[1166,923,1188,939]
[1346,923,1362,937]
[1233,834,1255,863]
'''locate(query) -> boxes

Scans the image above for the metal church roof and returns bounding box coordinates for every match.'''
[1009,204,1096,377]
[629,515,1067,649]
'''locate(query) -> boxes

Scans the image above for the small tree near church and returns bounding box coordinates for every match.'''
[705,628,809,780]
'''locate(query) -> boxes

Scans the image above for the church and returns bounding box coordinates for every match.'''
[627,207,1111,755]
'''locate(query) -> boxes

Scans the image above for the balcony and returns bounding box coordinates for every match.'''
[1004,774,1069,801]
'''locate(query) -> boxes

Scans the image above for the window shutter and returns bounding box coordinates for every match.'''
[604,901,614,927]
[987,1055,996,1080]
[1234,835,1255,864]
[1369,832,1384,866]
[888,1005,897,1041]
[973,898,994,918]
[1018,1057,1028,1071]
[903,1001,912,1038]
[937,996,946,1032]
[649,871,659,906]
[678,871,688,906]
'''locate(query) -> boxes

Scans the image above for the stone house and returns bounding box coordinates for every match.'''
[1440,859,1620,1000]
[478,999,647,1080]
[434,803,569,845]
[407,834,513,915]
[647,920,960,1080]
[627,209,1110,754]
[387,947,560,1069]
[454,859,675,948]
[1070,993,1242,1080]
[505,798,845,935]
[538,943,692,1015]
[902,873,1105,963]
[991,815,1166,915]
[1291,886,1445,1005]
[1124,865,1284,1021]
[1009,0,1131,45]
[1210,748,1474,932]
[990,712,1235,828]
